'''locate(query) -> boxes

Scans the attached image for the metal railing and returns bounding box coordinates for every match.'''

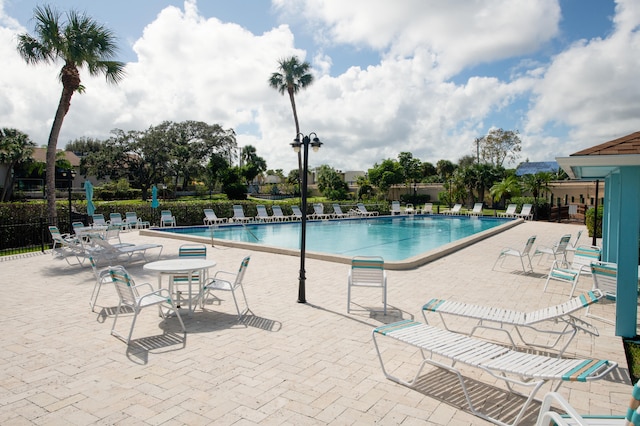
[0,218,51,257]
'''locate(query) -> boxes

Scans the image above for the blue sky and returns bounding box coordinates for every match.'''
[1,0,639,173]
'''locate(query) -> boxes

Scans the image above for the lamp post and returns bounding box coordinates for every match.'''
[291,132,322,303]
[62,169,76,233]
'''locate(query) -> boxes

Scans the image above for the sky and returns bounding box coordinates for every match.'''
[1,0,639,174]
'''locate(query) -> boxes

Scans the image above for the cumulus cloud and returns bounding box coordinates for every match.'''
[1,0,639,175]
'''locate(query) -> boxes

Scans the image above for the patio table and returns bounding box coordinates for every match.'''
[143,258,216,314]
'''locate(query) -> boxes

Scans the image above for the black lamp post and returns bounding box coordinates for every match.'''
[291,132,322,303]
[62,169,76,233]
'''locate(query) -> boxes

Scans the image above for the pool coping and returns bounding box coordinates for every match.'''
[140,216,523,270]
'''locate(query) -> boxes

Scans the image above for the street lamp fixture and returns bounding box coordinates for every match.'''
[291,132,322,303]
[62,169,76,233]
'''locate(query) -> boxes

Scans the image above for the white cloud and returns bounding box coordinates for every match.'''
[1,0,638,176]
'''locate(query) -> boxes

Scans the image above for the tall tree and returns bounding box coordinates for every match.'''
[17,4,125,221]
[477,128,522,167]
[268,56,314,176]
[397,152,422,195]
[0,128,36,201]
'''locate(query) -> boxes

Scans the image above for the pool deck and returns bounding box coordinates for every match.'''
[0,220,633,424]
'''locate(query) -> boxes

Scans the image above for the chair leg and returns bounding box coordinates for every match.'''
[90,282,102,312]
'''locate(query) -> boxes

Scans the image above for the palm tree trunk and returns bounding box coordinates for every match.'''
[46,86,74,223]
[288,89,303,175]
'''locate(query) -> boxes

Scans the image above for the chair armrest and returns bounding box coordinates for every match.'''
[213,270,237,280]
[131,282,156,295]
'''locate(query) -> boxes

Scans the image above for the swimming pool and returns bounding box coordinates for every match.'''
[145,215,519,269]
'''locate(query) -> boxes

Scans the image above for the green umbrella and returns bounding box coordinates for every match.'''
[151,185,159,208]
[85,181,95,216]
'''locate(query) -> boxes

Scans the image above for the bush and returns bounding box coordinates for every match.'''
[585,206,603,238]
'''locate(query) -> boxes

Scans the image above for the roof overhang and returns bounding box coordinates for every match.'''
[556,154,640,179]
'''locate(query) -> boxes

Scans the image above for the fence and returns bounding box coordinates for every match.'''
[0,218,52,257]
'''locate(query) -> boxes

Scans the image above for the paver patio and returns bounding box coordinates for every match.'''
[0,219,633,425]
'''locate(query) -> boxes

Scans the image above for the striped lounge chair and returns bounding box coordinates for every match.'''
[543,245,601,298]
[422,290,603,356]
[373,320,617,426]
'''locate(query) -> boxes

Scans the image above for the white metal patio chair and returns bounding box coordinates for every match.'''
[108,266,186,344]
[88,256,124,312]
[543,245,601,298]
[533,233,572,266]
[160,210,176,227]
[535,381,640,425]
[170,244,209,309]
[109,213,130,231]
[203,208,226,225]
[92,214,108,226]
[197,255,252,318]
[492,235,537,274]
[125,211,150,229]
[422,290,602,356]
[586,261,618,324]
[347,256,387,315]
[48,225,86,264]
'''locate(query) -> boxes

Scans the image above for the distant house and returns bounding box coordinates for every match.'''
[515,161,559,176]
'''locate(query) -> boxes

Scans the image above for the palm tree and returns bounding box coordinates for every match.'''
[268,56,314,176]
[522,172,553,219]
[490,175,521,207]
[17,5,125,222]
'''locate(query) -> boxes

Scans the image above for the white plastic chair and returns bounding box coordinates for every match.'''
[442,203,462,215]
[515,203,533,220]
[255,205,275,222]
[419,203,433,214]
[125,212,150,229]
[109,213,130,231]
[271,205,293,221]
[347,256,387,315]
[390,201,402,215]
[497,204,517,217]
[465,202,483,216]
[108,266,186,344]
[492,235,537,274]
[198,256,252,318]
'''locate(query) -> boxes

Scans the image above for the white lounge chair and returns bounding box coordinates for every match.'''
[347,256,387,315]
[311,203,332,219]
[422,290,602,356]
[272,205,293,221]
[332,204,349,218]
[533,233,572,266]
[91,236,163,264]
[492,235,537,274]
[497,203,517,217]
[49,225,86,264]
[352,203,378,216]
[373,320,616,426]
[291,205,303,220]
[442,203,462,215]
[197,255,252,318]
[203,208,226,225]
[515,203,533,220]
[255,205,275,222]
[390,201,402,215]
[419,203,433,214]
[543,245,601,298]
[405,203,416,214]
[465,202,483,216]
[108,266,186,344]
[231,205,252,223]
[160,210,176,227]
[586,261,618,324]
[535,382,640,426]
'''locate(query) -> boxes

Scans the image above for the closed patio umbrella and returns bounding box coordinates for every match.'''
[151,185,159,208]
[85,181,95,216]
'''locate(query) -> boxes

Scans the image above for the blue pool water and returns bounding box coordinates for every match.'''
[157,216,511,261]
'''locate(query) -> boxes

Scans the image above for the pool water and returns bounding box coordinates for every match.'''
[158,216,511,262]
